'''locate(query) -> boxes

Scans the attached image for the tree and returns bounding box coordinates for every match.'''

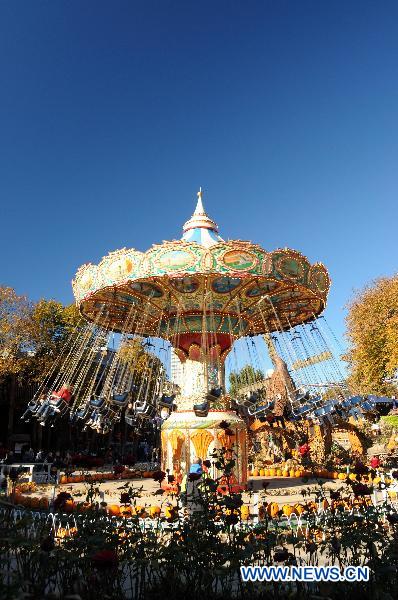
[0,286,33,381]
[345,274,398,395]
[228,364,264,398]
[0,287,35,442]
[0,288,84,443]
[118,337,166,397]
[26,299,83,383]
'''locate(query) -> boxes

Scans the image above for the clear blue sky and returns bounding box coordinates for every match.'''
[0,1,397,350]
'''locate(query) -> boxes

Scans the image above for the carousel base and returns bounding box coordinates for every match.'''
[161,409,248,484]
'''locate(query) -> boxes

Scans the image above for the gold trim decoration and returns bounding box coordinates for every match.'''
[191,430,214,459]
[169,429,186,461]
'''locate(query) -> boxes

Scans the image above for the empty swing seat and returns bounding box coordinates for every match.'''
[111,392,130,407]
[361,399,375,412]
[157,394,176,408]
[248,401,272,416]
[207,387,223,401]
[125,413,137,427]
[89,395,106,409]
[193,399,209,417]
[238,391,259,408]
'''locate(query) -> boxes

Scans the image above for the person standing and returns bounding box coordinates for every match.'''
[185,458,204,515]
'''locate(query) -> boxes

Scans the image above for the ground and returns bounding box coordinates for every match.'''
[24,474,385,510]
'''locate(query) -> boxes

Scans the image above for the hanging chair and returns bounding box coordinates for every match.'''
[110,391,130,407]
[89,395,106,409]
[70,406,88,424]
[157,394,176,408]
[21,400,42,422]
[193,399,209,417]
[206,386,223,401]
[73,401,91,421]
[134,400,156,418]
[247,400,273,416]
[238,391,260,408]
[125,412,137,427]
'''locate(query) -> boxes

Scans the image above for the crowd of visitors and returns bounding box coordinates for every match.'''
[0,443,160,468]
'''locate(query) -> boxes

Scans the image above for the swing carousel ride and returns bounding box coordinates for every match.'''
[24,190,384,482]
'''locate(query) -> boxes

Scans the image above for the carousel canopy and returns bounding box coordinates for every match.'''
[72,190,330,362]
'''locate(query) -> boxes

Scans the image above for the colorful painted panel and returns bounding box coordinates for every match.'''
[170,277,199,293]
[102,256,137,282]
[219,316,239,333]
[185,315,204,332]
[270,289,303,304]
[246,280,279,297]
[222,250,257,271]
[130,282,163,298]
[274,254,306,281]
[206,300,224,311]
[212,277,241,293]
[113,292,139,305]
[74,265,98,299]
[181,299,201,310]
[309,265,330,294]
[156,249,196,271]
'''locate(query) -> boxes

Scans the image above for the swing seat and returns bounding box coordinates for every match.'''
[21,400,41,420]
[48,395,66,408]
[125,413,137,427]
[207,387,223,400]
[75,403,91,420]
[295,390,311,404]
[111,391,130,407]
[134,400,156,418]
[29,400,41,412]
[89,395,105,408]
[293,404,312,416]
[361,400,374,412]
[247,401,272,416]
[239,391,259,408]
[157,394,175,408]
[193,400,209,417]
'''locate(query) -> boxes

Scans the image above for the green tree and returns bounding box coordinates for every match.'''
[345,274,398,395]
[0,286,33,380]
[0,288,84,442]
[0,287,34,441]
[118,337,166,397]
[26,299,83,383]
[228,364,264,398]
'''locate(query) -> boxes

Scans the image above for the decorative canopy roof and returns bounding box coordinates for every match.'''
[72,190,331,362]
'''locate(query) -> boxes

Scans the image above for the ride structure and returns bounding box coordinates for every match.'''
[24,189,387,479]
[71,189,332,481]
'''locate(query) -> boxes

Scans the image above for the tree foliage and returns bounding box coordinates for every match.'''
[0,286,83,383]
[228,364,264,398]
[0,287,33,379]
[120,337,166,396]
[27,299,84,382]
[345,274,398,395]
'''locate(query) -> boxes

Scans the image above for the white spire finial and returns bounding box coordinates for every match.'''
[194,187,205,215]
[182,188,222,242]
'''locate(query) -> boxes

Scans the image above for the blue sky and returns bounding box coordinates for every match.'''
[0,1,397,351]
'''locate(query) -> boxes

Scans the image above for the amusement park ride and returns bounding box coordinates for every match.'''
[23,190,388,482]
